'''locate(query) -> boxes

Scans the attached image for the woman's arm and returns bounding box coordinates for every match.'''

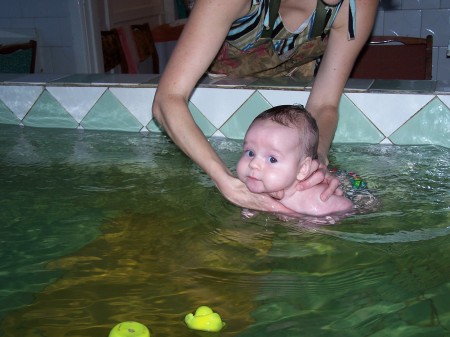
[306,0,379,165]
[301,0,378,200]
[153,0,298,214]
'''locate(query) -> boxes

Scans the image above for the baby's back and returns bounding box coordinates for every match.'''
[280,183,353,216]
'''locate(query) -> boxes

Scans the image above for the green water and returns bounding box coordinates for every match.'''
[0,125,449,337]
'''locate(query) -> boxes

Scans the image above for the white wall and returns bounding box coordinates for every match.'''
[375,0,450,81]
[105,0,164,29]
[0,0,448,78]
[0,0,166,73]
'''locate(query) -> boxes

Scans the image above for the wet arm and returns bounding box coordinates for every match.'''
[306,0,379,165]
[152,0,296,214]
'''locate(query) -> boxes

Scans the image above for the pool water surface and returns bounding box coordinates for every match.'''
[0,125,449,337]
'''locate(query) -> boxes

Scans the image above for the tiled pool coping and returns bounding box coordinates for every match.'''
[0,74,449,148]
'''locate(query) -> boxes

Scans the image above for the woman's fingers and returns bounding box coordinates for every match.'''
[296,160,343,200]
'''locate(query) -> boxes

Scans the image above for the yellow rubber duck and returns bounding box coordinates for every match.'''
[185,306,225,332]
[109,321,150,337]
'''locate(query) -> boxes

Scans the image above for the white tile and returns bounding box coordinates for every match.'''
[436,47,450,81]
[346,93,434,136]
[50,47,77,74]
[34,18,68,46]
[432,47,439,80]
[402,0,440,9]
[438,94,450,109]
[0,85,43,120]
[212,130,226,138]
[421,9,450,46]
[109,87,156,126]
[46,86,106,123]
[441,0,450,8]
[257,90,310,107]
[372,10,385,35]
[19,0,69,17]
[190,88,255,128]
[384,10,422,36]
[0,1,21,16]
[39,47,54,73]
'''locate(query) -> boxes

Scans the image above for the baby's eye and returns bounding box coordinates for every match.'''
[269,156,278,164]
[245,150,255,157]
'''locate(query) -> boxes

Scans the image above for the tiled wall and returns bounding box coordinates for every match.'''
[0,73,449,148]
[0,1,449,78]
[0,1,73,73]
[374,0,450,80]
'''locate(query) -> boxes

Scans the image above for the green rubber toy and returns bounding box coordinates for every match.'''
[109,321,150,337]
[185,306,225,332]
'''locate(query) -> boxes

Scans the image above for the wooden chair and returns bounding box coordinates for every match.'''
[131,23,159,74]
[350,35,433,80]
[101,29,128,73]
[0,40,37,73]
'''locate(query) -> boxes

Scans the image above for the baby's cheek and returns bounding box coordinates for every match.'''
[265,171,285,189]
[236,159,246,180]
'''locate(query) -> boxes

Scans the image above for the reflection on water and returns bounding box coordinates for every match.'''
[0,125,449,337]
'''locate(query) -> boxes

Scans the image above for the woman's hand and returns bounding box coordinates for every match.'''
[296,159,343,201]
[216,172,302,217]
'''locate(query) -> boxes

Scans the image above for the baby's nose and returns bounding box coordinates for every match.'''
[249,157,262,169]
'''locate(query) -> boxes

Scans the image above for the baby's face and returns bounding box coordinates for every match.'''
[237,119,304,194]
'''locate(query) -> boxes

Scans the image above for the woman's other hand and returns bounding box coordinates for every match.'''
[216,172,302,217]
[296,159,343,201]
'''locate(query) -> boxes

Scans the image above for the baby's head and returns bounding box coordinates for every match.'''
[250,104,319,160]
[237,105,319,194]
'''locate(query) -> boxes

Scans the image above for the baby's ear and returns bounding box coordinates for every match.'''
[297,157,312,181]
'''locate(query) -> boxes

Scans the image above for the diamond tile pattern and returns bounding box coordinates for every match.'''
[390,97,450,147]
[0,99,20,125]
[334,95,384,143]
[0,79,448,148]
[81,90,142,132]
[346,93,434,137]
[47,86,106,123]
[22,90,78,129]
[109,87,155,127]
[190,87,255,128]
[189,101,217,137]
[0,85,43,120]
[220,91,271,139]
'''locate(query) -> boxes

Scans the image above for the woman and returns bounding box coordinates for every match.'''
[152,0,378,215]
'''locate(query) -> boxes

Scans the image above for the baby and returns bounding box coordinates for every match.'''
[237,105,353,217]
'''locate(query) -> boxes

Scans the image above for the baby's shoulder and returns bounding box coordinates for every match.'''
[293,183,353,216]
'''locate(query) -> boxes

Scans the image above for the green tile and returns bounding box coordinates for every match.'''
[22,90,78,129]
[0,99,20,125]
[334,95,384,143]
[147,102,217,136]
[147,119,164,133]
[390,97,450,147]
[81,90,142,132]
[219,91,272,139]
[189,101,217,137]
